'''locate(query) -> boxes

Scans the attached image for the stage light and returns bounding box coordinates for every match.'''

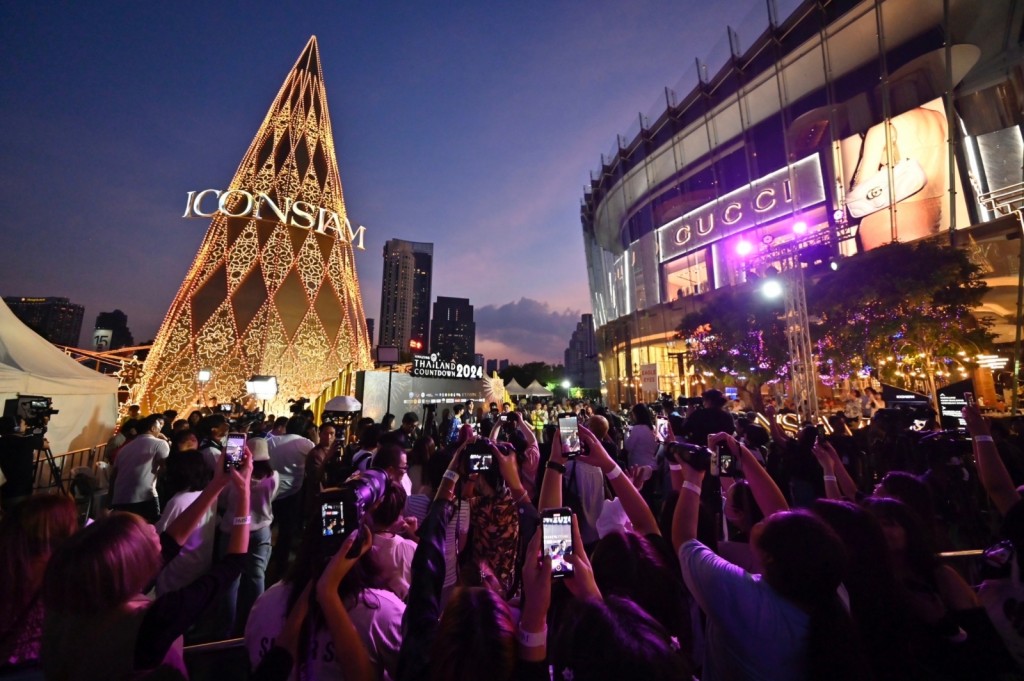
[761,279,783,299]
[793,221,807,234]
[735,240,753,256]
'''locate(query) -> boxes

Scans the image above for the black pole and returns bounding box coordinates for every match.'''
[386,365,394,418]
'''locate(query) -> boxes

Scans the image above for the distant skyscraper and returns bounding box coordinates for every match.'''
[379,239,433,353]
[430,297,475,363]
[564,314,599,390]
[499,359,510,371]
[4,296,84,346]
[485,358,497,374]
[93,310,134,351]
[366,318,375,349]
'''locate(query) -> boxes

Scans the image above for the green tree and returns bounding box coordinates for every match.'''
[809,239,993,407]
[677,287,789,412]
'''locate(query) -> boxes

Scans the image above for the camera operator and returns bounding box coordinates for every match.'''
[0,416,38,510]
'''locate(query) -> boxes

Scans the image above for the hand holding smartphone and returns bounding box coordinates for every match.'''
[558,416,581,459]
[224,433,246,470]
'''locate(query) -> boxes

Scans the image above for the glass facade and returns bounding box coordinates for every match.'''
[581,0,1024,406]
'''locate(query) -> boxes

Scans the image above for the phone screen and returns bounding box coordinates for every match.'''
[224,433,246,470]
[499,414,508,422]
[559,417,581,457]
[321,500,346,538]
[542,509,574,578]
[964,392,975,408]
[469,453,492,472]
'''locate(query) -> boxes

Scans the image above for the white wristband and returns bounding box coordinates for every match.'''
[606,465,623,481]
[823,475,838,482]
[669,464,683,471]
[518,625,547,648]
[973,435,994,443]
[233,515,252,526]
[681,481,701,496]
[443,470,460,483]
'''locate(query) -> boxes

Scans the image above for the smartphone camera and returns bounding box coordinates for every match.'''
[559,416,581,459]
[224,433,246,470]
[542,508,575,579]
[318,491,352,559]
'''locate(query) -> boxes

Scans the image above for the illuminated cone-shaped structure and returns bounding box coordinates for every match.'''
[138,36,372,415]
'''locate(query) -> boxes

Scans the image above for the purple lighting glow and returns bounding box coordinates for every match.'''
[735,240,753,256]
[793,220,808,234]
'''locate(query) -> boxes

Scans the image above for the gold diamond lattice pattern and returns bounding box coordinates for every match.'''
[137,36,372,415]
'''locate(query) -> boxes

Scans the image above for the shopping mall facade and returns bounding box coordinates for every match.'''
[581,0,1024,407]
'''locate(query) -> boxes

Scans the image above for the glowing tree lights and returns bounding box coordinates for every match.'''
[137,37,373,415]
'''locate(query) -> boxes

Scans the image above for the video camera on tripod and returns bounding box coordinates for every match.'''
[4,395,58,445]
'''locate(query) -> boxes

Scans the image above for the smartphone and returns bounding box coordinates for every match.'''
[541,508,575,579]
[964,392,975,408]
[717,442,739,477]
[219,403,233,412]
[816,424,828,440]
[224,433,246,470]
[469,452,493,472]
[499,414,508,422]
[319,491,355,557]
[559,416,581,459]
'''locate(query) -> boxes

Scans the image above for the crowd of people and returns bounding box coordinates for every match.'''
[3,390,1024,679]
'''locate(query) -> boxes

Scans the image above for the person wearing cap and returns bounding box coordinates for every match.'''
[678,389,735,446]
[217,436,279,636]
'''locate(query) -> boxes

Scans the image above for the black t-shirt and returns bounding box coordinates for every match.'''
[680,407,735,445]
[0,435,36,498]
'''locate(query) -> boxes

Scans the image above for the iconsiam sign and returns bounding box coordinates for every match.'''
[137,36,373,416]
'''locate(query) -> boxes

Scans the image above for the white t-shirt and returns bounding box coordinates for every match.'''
[678,539,809,681]
[155,491,215,595]
[371,533,417,601]
[624,425,658,468]
[245,582,405,680]
[268,435,313,499]
[111,434,170,504]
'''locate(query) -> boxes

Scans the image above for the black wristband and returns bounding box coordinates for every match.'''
[546,461,567,474]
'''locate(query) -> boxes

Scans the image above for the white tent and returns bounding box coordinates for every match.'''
[0,299,119,455]
[505,378,527,395]
[523,380,553,398]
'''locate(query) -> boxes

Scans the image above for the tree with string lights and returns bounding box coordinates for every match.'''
[809,239,993,407]
[677,287,789,412]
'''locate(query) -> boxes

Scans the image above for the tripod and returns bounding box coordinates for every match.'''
[36,446,66,495]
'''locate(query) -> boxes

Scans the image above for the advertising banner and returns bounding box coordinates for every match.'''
[93,329,113,352]
[838,98,968,252]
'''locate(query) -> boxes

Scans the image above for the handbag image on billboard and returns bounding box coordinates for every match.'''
[845,123,928,219]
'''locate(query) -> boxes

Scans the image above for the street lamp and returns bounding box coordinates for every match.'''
[561,379,571,389]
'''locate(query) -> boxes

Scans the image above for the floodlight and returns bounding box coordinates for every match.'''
[761,279,784,299]
[246,375,278,399]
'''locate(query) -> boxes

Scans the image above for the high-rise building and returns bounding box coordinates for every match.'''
[499,359,510,371]
[137,37,373,415]
[564,314,599,390]
[93,310,134,351]
[379,239,433,353]
[366,318,375,349]
[3,296,84,346]
[430,297,475,363]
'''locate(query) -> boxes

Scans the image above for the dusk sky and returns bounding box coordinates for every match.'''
[1,0,759,364]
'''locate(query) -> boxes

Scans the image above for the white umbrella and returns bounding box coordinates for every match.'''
[324,395,362,412]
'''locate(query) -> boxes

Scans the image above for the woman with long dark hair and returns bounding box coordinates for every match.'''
[0,495,77,670]
[673,447,870,680]
[43,450,252,679]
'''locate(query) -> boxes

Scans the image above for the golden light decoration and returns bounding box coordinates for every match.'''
[136,36,373,416]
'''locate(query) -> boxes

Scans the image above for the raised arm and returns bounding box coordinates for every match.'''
[163,450,233,546]
[316,530,376,681]
[711,432,788,516]
[671,458,704,550]
[764,404,790,449]
[579,425,660,536]
[964,406,1020,515]
[538,426,565,511]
